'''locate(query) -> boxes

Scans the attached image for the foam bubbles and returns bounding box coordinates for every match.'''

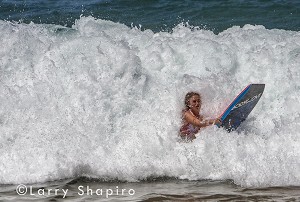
[0,17,300,187]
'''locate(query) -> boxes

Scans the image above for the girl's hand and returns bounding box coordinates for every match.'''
[213,118,222,125]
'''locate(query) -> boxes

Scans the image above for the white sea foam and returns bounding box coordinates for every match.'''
[0,17,300,187]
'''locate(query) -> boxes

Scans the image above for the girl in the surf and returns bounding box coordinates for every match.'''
[180,92,221,141]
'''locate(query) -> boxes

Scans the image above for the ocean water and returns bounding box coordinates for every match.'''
[1,0,300,201]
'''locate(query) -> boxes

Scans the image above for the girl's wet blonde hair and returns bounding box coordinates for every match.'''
[184,92,201,109]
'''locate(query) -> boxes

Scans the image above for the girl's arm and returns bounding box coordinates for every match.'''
[184,112,219,128]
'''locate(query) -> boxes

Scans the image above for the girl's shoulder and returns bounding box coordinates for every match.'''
[182,109,197,119]
[183,109,203,119]
[182,109,190,115]
[182,109,188,113]
[181,109,189,118]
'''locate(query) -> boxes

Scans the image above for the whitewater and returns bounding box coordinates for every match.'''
[0,16,299,187]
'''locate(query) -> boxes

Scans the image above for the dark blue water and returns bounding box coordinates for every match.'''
[1,0,300,33]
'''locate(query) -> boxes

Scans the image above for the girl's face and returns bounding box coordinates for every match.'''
[188,95,201,112]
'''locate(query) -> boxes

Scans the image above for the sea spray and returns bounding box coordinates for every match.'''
[0,17,300,187]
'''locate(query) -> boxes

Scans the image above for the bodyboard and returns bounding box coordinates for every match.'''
[219,84,265,132]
